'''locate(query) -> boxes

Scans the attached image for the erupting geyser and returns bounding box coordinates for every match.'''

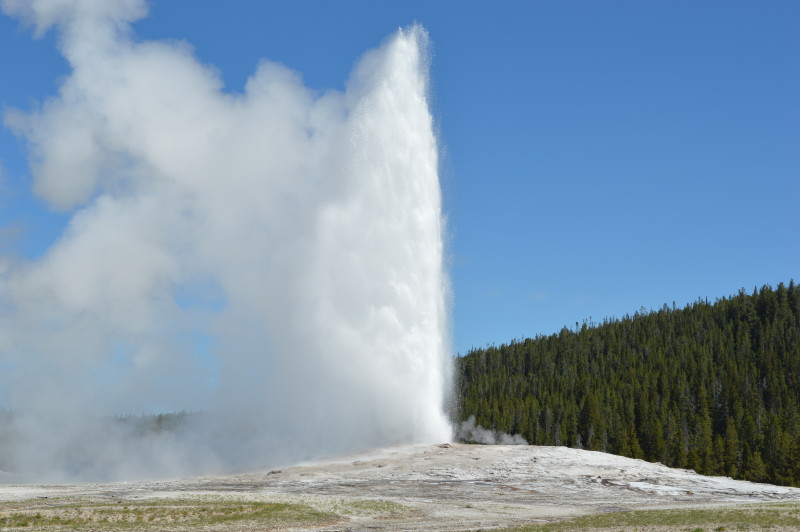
[0,0,452,481]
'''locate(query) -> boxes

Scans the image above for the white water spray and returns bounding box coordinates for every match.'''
[0,0,452,481]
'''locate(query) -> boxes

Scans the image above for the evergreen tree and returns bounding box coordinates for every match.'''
[456,281,800,487]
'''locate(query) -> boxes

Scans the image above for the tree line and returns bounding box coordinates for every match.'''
[456,281,800,486]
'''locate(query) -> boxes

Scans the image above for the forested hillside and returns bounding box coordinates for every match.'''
[457,282,800,486]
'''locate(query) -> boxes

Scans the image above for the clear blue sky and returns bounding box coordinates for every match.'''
[1,1,798,355]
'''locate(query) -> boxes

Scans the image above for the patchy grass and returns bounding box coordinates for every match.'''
[0,497,338,530]
[506,502,800,531]
[337,498,408,515]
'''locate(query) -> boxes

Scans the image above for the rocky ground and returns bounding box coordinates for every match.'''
[1,443,799,530]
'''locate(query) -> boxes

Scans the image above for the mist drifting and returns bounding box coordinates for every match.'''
[0,0,452,481]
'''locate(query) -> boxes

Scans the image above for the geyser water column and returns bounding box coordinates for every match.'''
[242,25,454,458]
[1,0,452,480]
[299,26,453,450]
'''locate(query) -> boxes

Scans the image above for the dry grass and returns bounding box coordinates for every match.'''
[0,497,339,530]
[506,502,800,532]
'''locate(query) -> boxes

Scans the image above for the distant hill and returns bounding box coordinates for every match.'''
[456,281,800,486]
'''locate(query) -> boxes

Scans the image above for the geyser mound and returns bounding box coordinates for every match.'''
[0,0,451,481]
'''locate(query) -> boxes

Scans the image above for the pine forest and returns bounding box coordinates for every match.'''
[456,281,800,486]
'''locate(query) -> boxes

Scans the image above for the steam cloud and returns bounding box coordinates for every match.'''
[0,0,452,481]
[457,416,528,446]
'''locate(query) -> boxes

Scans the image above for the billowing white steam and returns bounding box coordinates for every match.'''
[457,416,528,446]
[0,0,452,481]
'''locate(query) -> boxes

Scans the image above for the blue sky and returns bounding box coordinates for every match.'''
[1,1,798,356]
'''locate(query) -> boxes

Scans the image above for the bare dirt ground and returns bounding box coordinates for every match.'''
[1,443,799,531]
